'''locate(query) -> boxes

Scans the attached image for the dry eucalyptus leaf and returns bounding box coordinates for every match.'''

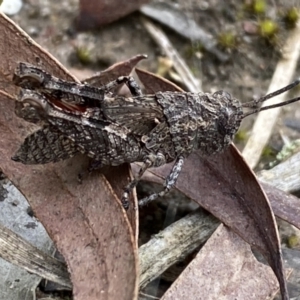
[262,183,300,230]
[137,164,300,231]
[0,12,138,300]
[135,69,288,300]
[136,68,184,93]
[76,0,151,30]
[161,225,281,300]
[102,165,139,241]
[85,54,147,87]
[0,16,76,96]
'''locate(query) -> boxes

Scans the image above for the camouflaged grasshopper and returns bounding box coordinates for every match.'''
[12,62,300,208]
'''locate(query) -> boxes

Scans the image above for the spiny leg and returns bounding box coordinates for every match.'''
[50,75,143,107]
[56,76,143,107]
[126,76,143,96]
[121,158,153,209]
[14,64,105,104]
[101,76,142,96]
[14,63,143,101]
[138,156,185,207]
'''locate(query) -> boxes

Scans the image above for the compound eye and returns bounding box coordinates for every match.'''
[217,105,237,135]
[19,90,49,113]
[14,75,42,90]
[212,90,232,101]
[14,63,45,86]
[222,91,232,101]
[21,72,43,83]
[15,99,47,124]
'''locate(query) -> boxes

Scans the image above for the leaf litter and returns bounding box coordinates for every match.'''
[0,1,298,298]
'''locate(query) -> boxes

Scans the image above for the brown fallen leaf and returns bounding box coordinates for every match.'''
[102,165,139,241]
[76,0,151,30]
[0,12,139,300]
[85,54,147,87]
[135,69,288,300]
[138,165,300,231]
[161,225,284,300]
[262,182,300,230]
[136,68,184,93]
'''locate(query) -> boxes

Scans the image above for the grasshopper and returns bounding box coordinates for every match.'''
[12,62,300,208]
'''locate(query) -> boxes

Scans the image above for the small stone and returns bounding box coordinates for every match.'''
[0,0,22,16]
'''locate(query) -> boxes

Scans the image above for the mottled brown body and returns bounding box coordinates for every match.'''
[13,63,244,169]
[12,62,298,207]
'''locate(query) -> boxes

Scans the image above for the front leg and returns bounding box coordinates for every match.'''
[138,156,185,207]
[101,76,142,96]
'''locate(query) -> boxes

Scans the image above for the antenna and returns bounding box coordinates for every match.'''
[242,78,300,117]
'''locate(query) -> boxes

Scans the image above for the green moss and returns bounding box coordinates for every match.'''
[261,145,275,158]
[268,140,300,168]
[283,7,299,29]
[287,234,299,248]
[253,0,266,15]
[217,32,238,50]
[276,140,300,162]
[258,19,279,38]
[185,42,204,58]
[257,19,280,45]
[235,130,248,142]
[75,46,92,65]
[244,0,266,15]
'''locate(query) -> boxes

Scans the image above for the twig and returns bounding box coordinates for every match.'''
[138,208,220,289]
[258,151,300,193]
[139,291,160,299]
[140,2,229,62]
[141,17,202,93]
[0,208,219,292]
[0,223,72,289]
[242,21,300,168]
